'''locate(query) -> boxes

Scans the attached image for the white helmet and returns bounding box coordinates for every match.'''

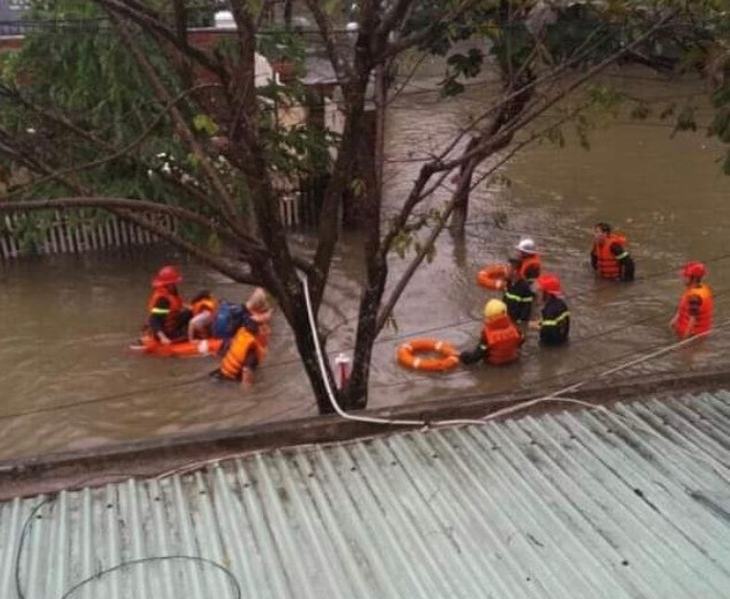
[515,238,537,254]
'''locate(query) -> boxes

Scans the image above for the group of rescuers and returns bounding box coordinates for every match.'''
[145,265,273,388]
[459,221,713,368]
[144,220,714,384]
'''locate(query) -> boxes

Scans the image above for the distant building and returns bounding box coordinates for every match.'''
[0,0,30,37]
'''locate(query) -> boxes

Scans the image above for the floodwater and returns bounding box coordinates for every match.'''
[1,67,730,460]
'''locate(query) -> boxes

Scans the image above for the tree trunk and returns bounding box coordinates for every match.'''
[288,293,338,415]
[311,79,369,305]
[450,137,479,236]
[450,175,471,235]
[340,90,389,409]
[341,280,385,410]
[283,0,293,30]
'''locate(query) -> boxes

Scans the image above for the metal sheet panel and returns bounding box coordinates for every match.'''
[2,391,730,598]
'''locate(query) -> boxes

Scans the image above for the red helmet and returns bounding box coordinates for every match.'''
[536,273,563,295]
[152,265,182,287]
[682,261,706,279]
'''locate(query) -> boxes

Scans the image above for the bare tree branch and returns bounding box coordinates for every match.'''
[226,0,259,145]
[0,197,259,282]
[385,51,429,105]
[375,104,582,332]
[375,9,680,330]
[376,0,416,41]
[303,0,354,82]
[379,0,483,62]
[117,208,258,283]
[171,0,187,43]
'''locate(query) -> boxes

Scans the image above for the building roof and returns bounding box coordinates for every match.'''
[3,390,730,598]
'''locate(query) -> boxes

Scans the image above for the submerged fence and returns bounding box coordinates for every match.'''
[0,211,176,260]
[0,183,327,260]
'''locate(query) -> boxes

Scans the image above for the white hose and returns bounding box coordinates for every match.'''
[299,272,484,427]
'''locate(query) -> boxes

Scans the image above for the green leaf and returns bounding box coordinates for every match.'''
[186,152,200,168]
[193,114,219,136]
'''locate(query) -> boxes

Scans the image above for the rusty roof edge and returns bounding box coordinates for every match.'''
[0,366,728,500]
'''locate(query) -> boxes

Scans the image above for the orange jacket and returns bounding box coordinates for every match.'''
[593,233,628,280]
[147,287,184,336]
[517,254,541,282]
[482,315,522,365]
[674,283,713,338]
[219,327,267,380]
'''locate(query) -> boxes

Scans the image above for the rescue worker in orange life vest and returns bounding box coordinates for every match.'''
[216,288,274,388]
[512,237,541,283]
[187,290,219,340]
[670,261,714,339]
[502,257,535,326]
[147,265,192,345]
[459,299,523,366]
[591,222,634,281]
[530,274,570,346]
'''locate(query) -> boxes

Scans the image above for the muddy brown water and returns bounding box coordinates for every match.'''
[1,68,730,461]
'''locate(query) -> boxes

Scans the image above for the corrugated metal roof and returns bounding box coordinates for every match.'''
[2,390,730,598]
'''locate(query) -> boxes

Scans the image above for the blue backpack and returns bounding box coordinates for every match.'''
[211,300,244,341]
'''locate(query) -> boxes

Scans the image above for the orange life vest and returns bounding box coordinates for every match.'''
[189,296,218,339]
[518,254,541,282]
[147,287,184,336]
[219,327,267,380]
[191,296,218,317]
[482,315,522,365]
[593,233,627,280]
[674,283,713,338]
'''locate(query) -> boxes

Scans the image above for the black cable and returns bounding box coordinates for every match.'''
[13,494,243,599]
[58,555,243,599]
[15,496,55,599]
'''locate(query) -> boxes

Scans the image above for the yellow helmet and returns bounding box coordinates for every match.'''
[484,299,507,320]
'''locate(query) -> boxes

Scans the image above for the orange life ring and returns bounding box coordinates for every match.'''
[397,338,460,372]
[476,263,509,290]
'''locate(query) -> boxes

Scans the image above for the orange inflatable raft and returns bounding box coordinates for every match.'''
[476,263,509,290]
[130,334,223,358]
[397,338,460,372]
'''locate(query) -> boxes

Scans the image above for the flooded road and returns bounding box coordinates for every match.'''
[1,68,730,460]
